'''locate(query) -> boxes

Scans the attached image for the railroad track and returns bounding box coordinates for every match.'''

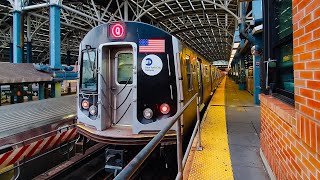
[35,142,178,180]
[35,143,108,180]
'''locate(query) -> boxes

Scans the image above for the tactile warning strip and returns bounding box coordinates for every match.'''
[188,77,234,180]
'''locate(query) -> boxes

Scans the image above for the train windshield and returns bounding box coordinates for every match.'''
[80,50,97,91]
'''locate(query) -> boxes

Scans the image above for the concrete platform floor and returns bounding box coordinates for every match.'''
[225,77,270,180]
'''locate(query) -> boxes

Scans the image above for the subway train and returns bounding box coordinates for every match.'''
[76,21,224,145]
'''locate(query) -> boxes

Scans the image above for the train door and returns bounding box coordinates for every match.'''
[197,58,204,105]
[99,43,136,128]
[112,50,134,125]
[209,65,213,92]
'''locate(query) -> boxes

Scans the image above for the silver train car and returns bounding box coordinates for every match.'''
[76,21,224,145]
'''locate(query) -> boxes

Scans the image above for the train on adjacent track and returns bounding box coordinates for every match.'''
[76,21,224,146]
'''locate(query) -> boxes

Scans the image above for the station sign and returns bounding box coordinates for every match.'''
[108,22,126,39]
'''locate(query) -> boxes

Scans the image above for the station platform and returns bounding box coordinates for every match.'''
[184,77,270,180]
[0,95,77,146]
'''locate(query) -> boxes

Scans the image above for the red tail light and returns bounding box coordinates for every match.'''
[81,100,90,109]
[160,103,170,114]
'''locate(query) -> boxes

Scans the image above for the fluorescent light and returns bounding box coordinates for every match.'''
[233,43,240,49]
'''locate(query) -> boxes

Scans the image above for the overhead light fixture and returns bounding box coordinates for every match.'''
[233,43,240,49]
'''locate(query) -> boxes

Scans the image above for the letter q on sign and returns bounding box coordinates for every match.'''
[109,23,126,39]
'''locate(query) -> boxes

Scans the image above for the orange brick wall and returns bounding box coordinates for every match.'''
[260,0,320,179]
[293,0,320,125]
[260,95,319,180]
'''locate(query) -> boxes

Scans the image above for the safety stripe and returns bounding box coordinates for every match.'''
[188,77,234,180]
[8,145,30,165]
[0,128,77,169]
[26,139,43,158]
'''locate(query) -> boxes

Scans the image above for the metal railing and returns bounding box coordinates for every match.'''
[114,93,202,180]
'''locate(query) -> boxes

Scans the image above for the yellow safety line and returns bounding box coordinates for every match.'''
[188,77,234,180]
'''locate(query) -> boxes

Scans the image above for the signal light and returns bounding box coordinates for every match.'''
[89,105,97,115]
[160,103,170,114]
[143,108,153,119]
[81,100,90,110]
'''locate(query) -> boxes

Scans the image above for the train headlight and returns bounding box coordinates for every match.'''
[81,100,90,110]
[143,108,153,119]
[89,105,97,116]
[160,103,170,114]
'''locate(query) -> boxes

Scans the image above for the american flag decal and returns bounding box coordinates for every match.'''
[139,39,165,53]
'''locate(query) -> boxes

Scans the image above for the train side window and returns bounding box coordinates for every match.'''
[117,53,133,84]
[186,56,193,90]
[205,66,210,82]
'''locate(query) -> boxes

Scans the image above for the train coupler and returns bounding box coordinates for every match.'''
[75,134,87,155]
[105,149,124,177]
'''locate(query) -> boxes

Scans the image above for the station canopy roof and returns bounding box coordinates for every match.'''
[0,0,239,63]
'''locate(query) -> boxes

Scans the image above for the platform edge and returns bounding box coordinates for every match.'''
[260,148,276,180]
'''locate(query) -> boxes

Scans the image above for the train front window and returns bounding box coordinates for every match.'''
[117,53,133,84]
[80,50,97,91]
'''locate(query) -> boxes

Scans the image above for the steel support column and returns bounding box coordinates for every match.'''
[13,11,22,63]
[239,57,246,90]
[27,14,32,63]
[27,84,32,101]
[124,0,128,21]
[38,83,44,100]
[50,1,62,97]
[253,54,261,104]
[50,83,55,97]
[49,4,61,69]
[9,43,13,63]
[252,0,263,105]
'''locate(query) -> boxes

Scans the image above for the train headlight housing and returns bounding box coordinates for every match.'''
[143,108,153,119]
[81,100,90,110]
[160,103,170,114]
[89,105,97,116]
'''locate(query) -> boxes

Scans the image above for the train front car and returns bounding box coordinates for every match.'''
[77,22,182,145]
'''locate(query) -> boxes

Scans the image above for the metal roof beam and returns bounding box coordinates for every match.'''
[134,0,240,22]
[157,9,233,21]
[172,25,234,37]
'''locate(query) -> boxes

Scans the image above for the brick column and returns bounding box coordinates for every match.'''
[293,0,320,153]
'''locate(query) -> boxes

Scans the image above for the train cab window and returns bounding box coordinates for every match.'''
[186,56,193,90]
[80,50,97,91]
[117,53,133,84]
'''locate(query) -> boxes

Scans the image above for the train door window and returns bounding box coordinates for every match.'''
[116,52,133,84]
[186,56,193,91]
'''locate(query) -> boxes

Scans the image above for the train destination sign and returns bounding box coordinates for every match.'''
[109,23,126,39]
